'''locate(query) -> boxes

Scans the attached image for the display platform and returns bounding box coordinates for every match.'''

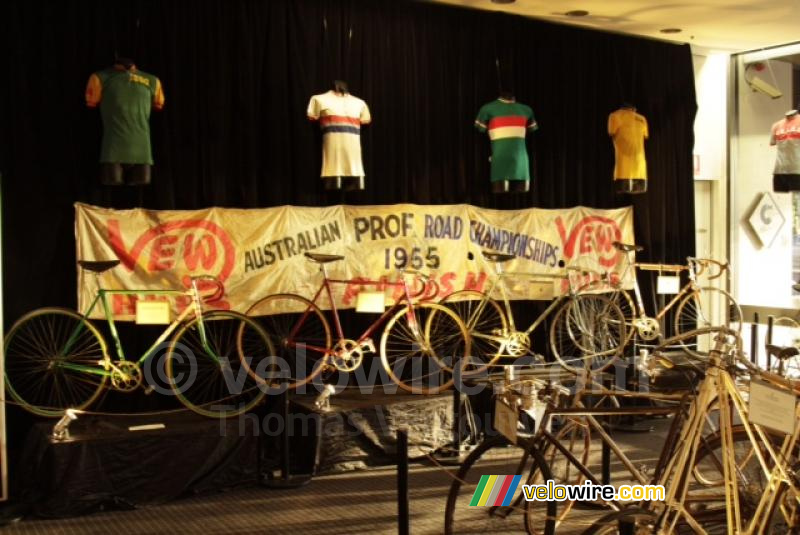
[7,391,459,518]
[290,390,455,474]
[9,410,273,518]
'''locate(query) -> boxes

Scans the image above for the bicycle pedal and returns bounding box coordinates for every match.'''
[361,339,376,354]
[143,385,155,395]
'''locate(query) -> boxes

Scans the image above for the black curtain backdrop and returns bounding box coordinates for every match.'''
[1,0,697,323]
[0,0,697,500]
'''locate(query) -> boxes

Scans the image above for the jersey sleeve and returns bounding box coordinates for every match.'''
[360,101,372,124]
[307,96,321,120]
[607,112,619,136]
[474,105,489,133]
[527,107,538,131]
[642,115,649,139]
[770,123,778,146]
[85,73,102,108]
[152,78,165,111]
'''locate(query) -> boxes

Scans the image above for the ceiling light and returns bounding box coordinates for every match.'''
[659,28,682,34]
[565,10,589,17]
[491,0,516,4]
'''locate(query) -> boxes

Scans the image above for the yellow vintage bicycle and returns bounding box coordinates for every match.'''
[440,251,628,374]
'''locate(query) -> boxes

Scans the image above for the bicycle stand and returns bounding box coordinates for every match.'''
[259,387,315,489]
[427,389,481,465]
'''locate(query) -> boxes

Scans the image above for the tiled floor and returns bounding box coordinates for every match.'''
[0,418,677,535]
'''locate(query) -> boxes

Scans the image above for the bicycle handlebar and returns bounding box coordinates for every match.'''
[686,257,728,280]
[190,275,225,302]
[401,269,439,301]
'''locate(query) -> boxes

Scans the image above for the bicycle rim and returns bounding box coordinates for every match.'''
[167,310,269,417]
[380,302,469,394]
[4,307,109,417]
[550,295,625,373]
[444,434,556,535]
[245,294,331,390]
[440,290,508,374]
[674,287,742,358]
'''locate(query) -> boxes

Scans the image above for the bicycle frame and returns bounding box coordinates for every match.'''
[469,261,575,341]
[284,262,425,357]
[652,337,800,534]
[58,285,218,379]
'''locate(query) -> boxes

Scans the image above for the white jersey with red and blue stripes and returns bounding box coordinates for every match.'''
[307,90,371,177]
[771,114,800,175]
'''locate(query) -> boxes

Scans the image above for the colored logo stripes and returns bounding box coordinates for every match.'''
[469,475,522,507]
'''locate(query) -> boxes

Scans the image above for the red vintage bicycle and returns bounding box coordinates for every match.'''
[244,253,470,394]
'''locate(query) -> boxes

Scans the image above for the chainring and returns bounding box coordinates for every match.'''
[504,331,531,357]
[634,317,661,341]
[331,339,367,372]
[110,361,144,392]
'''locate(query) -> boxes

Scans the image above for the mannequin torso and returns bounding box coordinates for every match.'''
[475,96,537,191]
[771,110,800,191]
[307,84,371,189]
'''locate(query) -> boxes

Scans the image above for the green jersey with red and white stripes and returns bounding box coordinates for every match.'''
[475,99,538,182]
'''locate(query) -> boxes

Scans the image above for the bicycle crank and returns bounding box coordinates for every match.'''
[110,361,144,392]
[634,317,661,341]
[331,339,373,372]
[502,331,531,357]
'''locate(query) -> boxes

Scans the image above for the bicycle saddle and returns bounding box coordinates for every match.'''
[482,251,516,263]
[766,344,800,361]
[612,241,643,252]
[304,252,344,263]
[78,259,121,273]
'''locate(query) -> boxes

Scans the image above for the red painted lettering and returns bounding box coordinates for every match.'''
[112,294,137,316]
[439,272,457,298]
[555,216,622,268]
[148,235,178,271]
[463,272,488,292]
[183,234,217,271]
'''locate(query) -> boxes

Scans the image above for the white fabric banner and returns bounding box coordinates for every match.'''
[75,202,635,319]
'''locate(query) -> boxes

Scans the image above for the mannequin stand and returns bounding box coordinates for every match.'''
[323,176,364,192]
[492,180,529,194]
[100,163,151,186]
[615,179,647,194]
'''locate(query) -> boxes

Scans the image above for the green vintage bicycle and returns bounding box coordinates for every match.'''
[3,260,270,418]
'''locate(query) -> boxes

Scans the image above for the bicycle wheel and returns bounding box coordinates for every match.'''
[380,302,469,394]
[4,307,109,417]
[550,295,626,374]
[771,317,800,379]
[440,290,508,374]
[444,434,556,535]
[766,482,800,533]
[525,418,594,531]
[674,287,742,358]
[687,421,800,532]
[167,310,269,417]
[578,281,637,345]
[246,294,331,390]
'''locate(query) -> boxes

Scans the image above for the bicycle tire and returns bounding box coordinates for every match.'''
[380,302,469,394]
[525,417,593,531]
[4,307,110,417]
[245,293,332,390]
[444,434,557,535]
[550,294,626,374]
[578,281,637,346]
[440,290,508,374]
[167,310,269,417]
[674,287,742,358]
